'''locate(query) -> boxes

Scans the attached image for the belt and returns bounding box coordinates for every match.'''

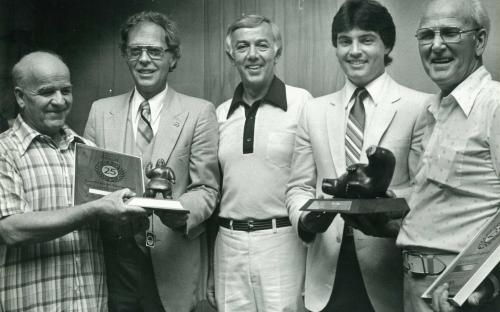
[218,217,291,232]
[402,250,457,276]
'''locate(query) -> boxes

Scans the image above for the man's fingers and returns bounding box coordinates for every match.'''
[432,283,446,311]
[432,283,457,312]
[467,282,488,306]
[123,204,148,217]
[386,189,397,198]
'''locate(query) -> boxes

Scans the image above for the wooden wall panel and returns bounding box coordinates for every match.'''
[1,0,500,133]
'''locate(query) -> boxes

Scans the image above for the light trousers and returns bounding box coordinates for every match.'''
[214,225,306,312]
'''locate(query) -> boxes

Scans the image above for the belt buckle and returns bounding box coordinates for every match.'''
[247,220,254,231]
[403,251,447,276]
[344,225,354,237]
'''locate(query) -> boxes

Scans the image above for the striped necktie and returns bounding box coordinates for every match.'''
[137,100,154,152]
[345,88,368,166]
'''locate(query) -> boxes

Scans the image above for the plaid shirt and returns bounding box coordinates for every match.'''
[0,116,106,312]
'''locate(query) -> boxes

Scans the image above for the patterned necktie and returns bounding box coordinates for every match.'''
[137,100,154,152]
[345,88,368,166]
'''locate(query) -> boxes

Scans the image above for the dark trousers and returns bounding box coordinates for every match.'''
[103,237,166,312]
[322,231,375,312]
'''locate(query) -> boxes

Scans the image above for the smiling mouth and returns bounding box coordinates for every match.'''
[46,110,66,116]
[431,57,453,64]
[246,65,262,70]
[137,69,156,74]
[347,60,367,66]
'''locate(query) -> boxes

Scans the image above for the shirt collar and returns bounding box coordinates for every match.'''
[226,76,287,119]
[131,83,169,122]
[342,71,388,109]
[13,115,85,155]
[448,66,491,117]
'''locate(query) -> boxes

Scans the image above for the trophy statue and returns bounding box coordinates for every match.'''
[144,158,176,200]
[143,159,176,248]
[322,145,395,198]
[300,145,409,215]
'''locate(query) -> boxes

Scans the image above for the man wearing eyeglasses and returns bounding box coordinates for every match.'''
[84,11,220,312]
[396,0,500,311]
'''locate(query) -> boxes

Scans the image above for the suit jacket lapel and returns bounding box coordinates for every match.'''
[106,91,132,152]
[152,88,188,162]
[326,92,347,177]
[361,80,400,162]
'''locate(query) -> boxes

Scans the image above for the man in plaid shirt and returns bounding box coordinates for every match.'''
[0,51,148,312]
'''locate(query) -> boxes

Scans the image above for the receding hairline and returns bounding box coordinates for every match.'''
[225,17,283,58]
[421,0,490,32]
[12,51,68,88]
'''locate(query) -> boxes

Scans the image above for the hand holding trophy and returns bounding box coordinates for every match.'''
[300,146,408,238]
[144,158,176,199]
[142,159,188,247]
[322,145,395,199]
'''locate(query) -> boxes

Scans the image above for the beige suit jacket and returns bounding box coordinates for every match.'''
[286,76,429,312]
[84,88,220,312]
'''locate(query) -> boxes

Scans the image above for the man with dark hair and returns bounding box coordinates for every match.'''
[214,14,312,312]
[0,51,147,312]
[397,0,500,311]
[286,0,429,311]
[84,11,220,312]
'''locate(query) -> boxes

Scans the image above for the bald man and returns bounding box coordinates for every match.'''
[0,51,147,312]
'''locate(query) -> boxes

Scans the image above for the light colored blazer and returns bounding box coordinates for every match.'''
[84,88,220,312]
[286,76,429,312]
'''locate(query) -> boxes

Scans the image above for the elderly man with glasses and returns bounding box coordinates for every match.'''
[84,11,220,312]
[395,0,500,311]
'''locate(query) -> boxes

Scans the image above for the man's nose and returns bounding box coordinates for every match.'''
[430,32,447,51]
[247,45,258,59]
[138,49,151,63]
[350,41,362,55]
[50,91,66,106]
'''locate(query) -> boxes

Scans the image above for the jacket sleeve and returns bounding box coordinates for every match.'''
[83,101,98,144]
[286,101,318,241]
[178,102,221,240]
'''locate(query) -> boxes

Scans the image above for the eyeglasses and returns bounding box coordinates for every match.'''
[125,46,170,60]
[415,27,480,45]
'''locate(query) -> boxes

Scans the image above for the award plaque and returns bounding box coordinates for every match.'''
[421,210,500,306]
[74,143,144,205]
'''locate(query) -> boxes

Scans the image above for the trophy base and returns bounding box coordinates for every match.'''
[300,198,409,214]
[126,197,189,214]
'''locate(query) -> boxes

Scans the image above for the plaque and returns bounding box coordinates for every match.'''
[421,210,500,307]
[73,143,144,205]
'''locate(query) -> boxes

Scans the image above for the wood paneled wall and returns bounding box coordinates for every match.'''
[0,0,499,135]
